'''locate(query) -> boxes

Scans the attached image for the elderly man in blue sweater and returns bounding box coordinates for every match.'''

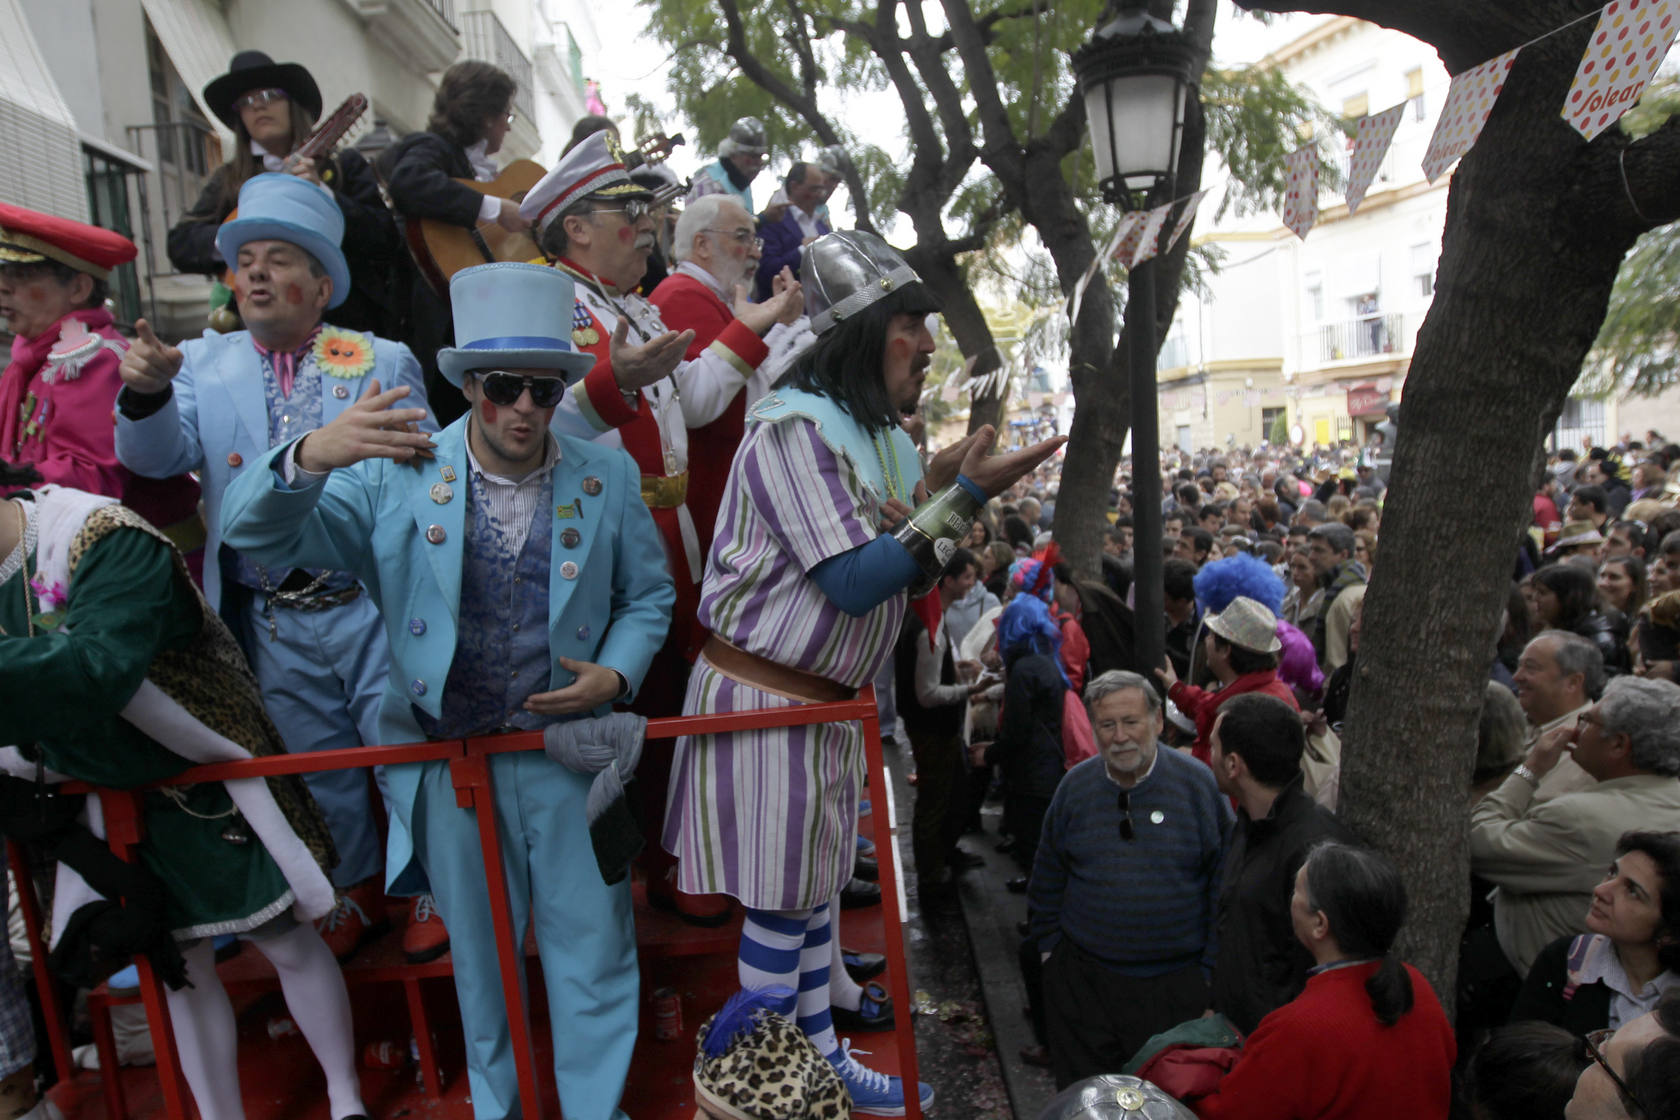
[1028,669,1231,1088]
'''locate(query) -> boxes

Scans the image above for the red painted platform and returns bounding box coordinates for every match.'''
[20,693,919,1119]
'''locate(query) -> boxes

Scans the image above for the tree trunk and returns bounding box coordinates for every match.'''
[908,248,1007,435]
[1332,24,1650,1009]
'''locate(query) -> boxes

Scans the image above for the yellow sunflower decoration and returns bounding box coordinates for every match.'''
[313,327,375,379]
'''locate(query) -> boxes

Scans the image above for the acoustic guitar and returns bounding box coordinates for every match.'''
[404,160,547,299]
[404,134,687,297]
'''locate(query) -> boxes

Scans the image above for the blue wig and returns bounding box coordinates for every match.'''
[1194,552,1286,615]
[997,594,1069,685]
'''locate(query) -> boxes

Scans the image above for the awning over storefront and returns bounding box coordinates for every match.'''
[0,0,90,221]
[1346,382,1390,417]
[139,0,238,143]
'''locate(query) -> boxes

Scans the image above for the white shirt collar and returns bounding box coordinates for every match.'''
[250,139,287,174]
[464,140,498,182]
[463,432,561,488]
[675,259,730,301]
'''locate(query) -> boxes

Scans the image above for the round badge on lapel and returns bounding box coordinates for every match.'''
[226,452,243,468]
[429,482,453,505]
[1150,809,1165,825]
[560,527,581,549]
[560,561,579,580]
[410,679,427,697]
[409,618,427,636]
[582,476,603,496]
[333,384,350,399]
[576,625,591,641]
[425,524,447,545]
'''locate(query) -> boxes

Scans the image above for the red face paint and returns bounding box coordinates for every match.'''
[231,280,247,303]
[285,283,304,305]
[888,338,913,361]
[480,399,499,423]
[617,225,635,244]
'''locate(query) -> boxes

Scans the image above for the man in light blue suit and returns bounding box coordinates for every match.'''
[114,172,442,963]
[220,261,675,1120]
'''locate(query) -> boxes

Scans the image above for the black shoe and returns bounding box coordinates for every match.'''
[854,854,879,881]
[843,950,887,982]
[841,877,882,909]
[947,847,984,871]
[832,980,894,1031]
[1016,920,1031,937]
[1005,877,1029,894]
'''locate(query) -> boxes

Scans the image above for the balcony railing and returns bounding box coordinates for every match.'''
[1301,312,1408,366]
[462,10,534,123]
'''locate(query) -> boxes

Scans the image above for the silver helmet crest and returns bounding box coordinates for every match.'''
[800,229,922,336]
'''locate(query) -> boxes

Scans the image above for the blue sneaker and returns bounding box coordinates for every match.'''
[105,963,139,994]
[827,1039,934,1117]
[858,799,872,818]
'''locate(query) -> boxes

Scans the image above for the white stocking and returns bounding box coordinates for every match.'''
[249,924,365,1120]
[163,940,244,1120]
[828,892,865,1012]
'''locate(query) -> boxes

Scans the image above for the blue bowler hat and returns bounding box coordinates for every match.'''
[216,173,350,308]
[437,263,596,388]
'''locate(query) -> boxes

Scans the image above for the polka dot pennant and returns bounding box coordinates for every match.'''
[1163,189,1210,255]
[1110,209,1148,269]
[1562,0,1680,140]
[1345,103,1405,215]
[1422,48,1519,182]
[1282,144,1320,240]
[1128,204,1174,267]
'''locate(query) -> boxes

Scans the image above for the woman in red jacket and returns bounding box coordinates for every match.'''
[1195,842,1455,1119]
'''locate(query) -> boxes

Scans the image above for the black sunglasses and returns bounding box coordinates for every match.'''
[1585,1027,1646,1116]
[474,371,567,408]
[1117,790,1135,842]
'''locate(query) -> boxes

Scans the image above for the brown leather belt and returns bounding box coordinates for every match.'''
[700,635,856,704]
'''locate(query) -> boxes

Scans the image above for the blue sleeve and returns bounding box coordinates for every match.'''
[810,534,920,617]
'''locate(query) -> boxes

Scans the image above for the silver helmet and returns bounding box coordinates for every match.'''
[1036,1075,1197,1120]
[800,229,922,335]
[719,116,768,158]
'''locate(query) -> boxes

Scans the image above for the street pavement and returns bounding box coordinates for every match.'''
[882,738,1057,1120]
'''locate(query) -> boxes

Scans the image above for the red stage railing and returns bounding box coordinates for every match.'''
[8,688,924,1119]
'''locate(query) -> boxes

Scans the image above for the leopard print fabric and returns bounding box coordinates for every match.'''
[68,504,338,875]
[692,1006,851,1119]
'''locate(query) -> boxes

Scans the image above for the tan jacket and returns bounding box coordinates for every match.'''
[1471,770,1680,975]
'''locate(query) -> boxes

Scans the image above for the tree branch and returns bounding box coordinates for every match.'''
[713,0,877,230]
[938,0,1027,196]
[903,0,981,197]
[1618,114,1680,227]
[780,0,821,102]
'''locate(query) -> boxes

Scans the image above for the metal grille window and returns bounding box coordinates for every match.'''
[462,10,535,123]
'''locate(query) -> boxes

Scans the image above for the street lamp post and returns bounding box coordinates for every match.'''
[1072,2,1199,685]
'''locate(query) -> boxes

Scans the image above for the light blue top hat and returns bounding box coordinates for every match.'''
[215,173,351,308]
[437,262,596,388]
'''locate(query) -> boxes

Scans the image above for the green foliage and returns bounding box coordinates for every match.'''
[1586,222,1680,397]
[1202,65,1346,219]
[1269,407,1289,445]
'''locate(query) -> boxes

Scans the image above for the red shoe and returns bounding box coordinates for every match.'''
[402,893,450,963]
[646,870,735,927]
[316,880,388,963]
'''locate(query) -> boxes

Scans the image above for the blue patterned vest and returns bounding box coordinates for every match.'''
[415,469,554,738]
[233,339,355,594]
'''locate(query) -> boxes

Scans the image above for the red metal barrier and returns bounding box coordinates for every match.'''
[10,688,923,1119]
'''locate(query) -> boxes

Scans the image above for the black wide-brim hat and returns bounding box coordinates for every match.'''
[203,50,323,131]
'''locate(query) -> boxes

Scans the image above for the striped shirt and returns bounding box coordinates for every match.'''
[699,415,903,687]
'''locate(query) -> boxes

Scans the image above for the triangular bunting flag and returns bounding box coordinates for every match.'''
[1129,204,1174,266]
[1282,146,1319,239]
[1067,218,1130,324]
[1422,48,1519,182]
[1562,0,1680,140]
[1111,210,1149,269]
[1345,104,1405,214]
[1164,189,1210,253]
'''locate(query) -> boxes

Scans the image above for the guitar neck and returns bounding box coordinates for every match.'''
[294,94,369,162]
